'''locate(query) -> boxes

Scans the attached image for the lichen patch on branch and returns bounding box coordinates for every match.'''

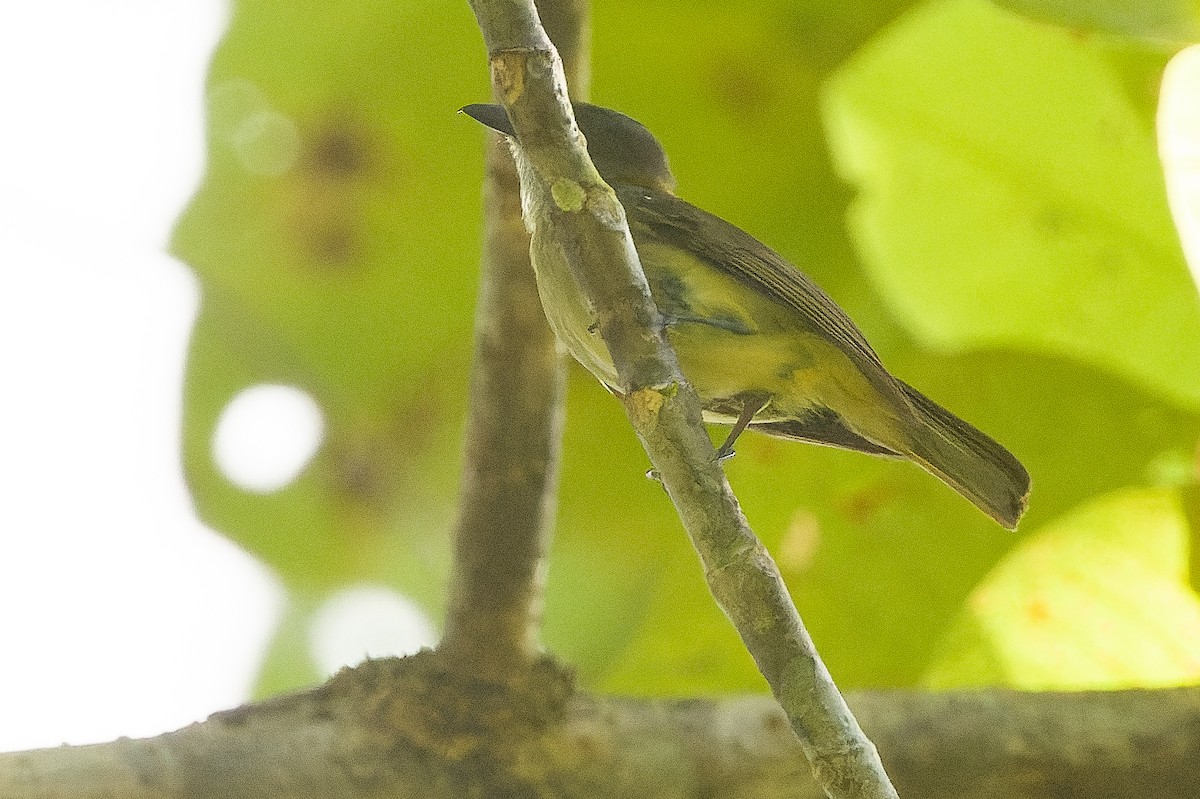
[490,50,530,105]
[626,385,677,430]
[550,178,586,212]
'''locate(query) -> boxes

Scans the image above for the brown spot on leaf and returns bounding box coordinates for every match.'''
[306,123,372,180]
[282,194,359,270]
[323,436,390,518]
[323,369,448,519]
[306,221,358,265]
[280,113,391,271]
[745,435,785,466]
[836,480,900,525]
[706,51,779,115]
[1027,597,1051,623]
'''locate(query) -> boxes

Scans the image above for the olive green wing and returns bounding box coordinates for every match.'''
[618,185,1031,527]
[617,185,888,374]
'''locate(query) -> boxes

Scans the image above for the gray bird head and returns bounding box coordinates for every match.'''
[461,101,676,194]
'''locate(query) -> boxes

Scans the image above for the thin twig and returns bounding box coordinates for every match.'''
[464,1,898,796]
[438,1,590,683]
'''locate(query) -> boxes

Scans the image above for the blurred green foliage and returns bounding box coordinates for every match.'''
[172,0,1200,696]
[827,0,1200,406]
[925,488,1200,689]
[992,0,1200,46]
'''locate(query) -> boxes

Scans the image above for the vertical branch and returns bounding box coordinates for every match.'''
[466,2,900,797]
[439,0,590,682]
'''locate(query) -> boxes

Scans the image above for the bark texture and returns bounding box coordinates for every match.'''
[439,0,589,683]
[2,655,1196,799]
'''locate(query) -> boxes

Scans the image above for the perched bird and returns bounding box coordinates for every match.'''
[462,101,1030,529]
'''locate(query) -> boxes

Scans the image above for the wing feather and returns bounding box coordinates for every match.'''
[618,185,887,374]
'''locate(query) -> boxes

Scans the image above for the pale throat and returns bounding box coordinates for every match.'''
[505,139,547,234]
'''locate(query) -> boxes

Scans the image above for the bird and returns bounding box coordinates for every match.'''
[461,101,1030,529]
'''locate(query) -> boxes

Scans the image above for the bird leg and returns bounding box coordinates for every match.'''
[644,393,767,481]
[714,394,769,462]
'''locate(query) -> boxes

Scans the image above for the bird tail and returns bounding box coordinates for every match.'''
[897,380,1030,529]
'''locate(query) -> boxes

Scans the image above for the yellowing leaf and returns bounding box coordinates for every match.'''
[824,0,1200,407]
[925,488,1200,689]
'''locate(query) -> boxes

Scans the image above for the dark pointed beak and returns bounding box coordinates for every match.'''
[459,103,515,137]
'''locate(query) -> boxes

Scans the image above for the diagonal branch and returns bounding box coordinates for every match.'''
[438,0,590,683]
[464,2,897,797]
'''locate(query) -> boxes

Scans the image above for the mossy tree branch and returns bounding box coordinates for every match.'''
[464,1,896,796]
[2,655,1197,798]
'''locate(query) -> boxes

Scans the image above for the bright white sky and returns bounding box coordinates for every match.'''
[1161,44,1200,286]
[0,3,1197,756]
[0,1,277,751]
[0,2,437,752]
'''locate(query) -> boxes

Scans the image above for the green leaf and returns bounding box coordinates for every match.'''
[252,595,325,698]
[991,0,1200,46]
[600,348,1200,692]
[924,488,1200,689]
[174,0,926,690]
[173,0,489,602]
[175,0,1200,695]
[824,0,1200,408]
